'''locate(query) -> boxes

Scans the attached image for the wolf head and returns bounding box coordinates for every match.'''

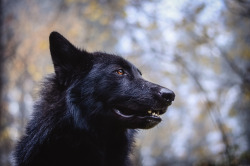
[49,31,175,130]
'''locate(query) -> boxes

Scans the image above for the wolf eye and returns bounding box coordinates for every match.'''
[116,69,125,75]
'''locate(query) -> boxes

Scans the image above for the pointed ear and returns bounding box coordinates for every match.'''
[49,31,92,86]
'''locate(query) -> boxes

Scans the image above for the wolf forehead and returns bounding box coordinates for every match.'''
[91,52,142,74]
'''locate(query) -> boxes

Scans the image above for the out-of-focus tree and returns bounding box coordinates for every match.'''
[116,0,250,165]
[0,0,2,127]
[0,0,16,165]
[224,0,250,163]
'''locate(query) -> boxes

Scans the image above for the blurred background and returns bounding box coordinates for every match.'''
[0,0,250,165]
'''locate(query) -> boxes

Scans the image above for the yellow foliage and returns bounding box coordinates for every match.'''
[0,128,10,143]
[45,65,54,73]
[177,43,185,49]
[212,60,221,74]
[38,40,48,51]
[228,109,237,117]
[122,10,127,18]
[199,56,210,66]
[243,90,250,101]
[242,47,250,59]
[14,59,25,71]
[68,23,82,37]
[222,124,232,133]
[99,32,109,42]
[100,17,109,25]
[84,1,103,21]
[147,22,157,30]
[65,0,88,4]
[28,64,42,81]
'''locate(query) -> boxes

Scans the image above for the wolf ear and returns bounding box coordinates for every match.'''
[49,31,92,86]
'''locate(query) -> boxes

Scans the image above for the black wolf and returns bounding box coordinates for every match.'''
[13,32,175,166]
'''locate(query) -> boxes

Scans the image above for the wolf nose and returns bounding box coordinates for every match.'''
[159,88,175,102]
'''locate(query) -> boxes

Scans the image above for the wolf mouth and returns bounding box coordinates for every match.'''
[113,107,167,121]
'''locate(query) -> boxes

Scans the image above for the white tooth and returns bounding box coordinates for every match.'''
[148,110,152,114]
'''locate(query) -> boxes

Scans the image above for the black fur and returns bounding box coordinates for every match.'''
[13,32,175,166]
